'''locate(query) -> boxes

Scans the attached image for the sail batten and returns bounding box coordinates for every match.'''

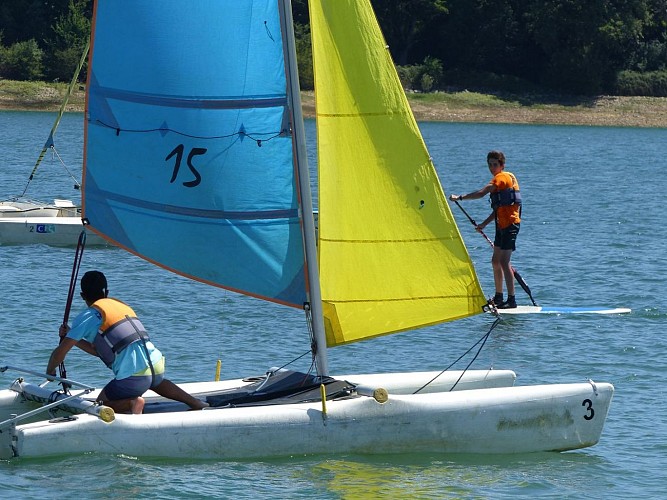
[311,0,486,346]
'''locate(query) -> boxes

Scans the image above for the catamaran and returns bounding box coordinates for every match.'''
[0,0,613,460]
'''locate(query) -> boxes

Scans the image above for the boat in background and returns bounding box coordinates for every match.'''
[0,0,613,460]
[0,197,107,246]
[0,198,79,218]
[0,42,106,247]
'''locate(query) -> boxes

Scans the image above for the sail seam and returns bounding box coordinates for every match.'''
[320,237,452,243]
[91,85,288,110]
[325,296,470,303]
[93,192,298,220]
[317,111,409,118]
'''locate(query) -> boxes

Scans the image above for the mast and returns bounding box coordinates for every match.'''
[279,0,329,375]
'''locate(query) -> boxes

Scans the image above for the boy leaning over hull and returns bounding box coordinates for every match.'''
[46,270,208,413]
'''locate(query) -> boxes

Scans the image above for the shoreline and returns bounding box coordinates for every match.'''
[302,92,667,128]
[2,84,667,128]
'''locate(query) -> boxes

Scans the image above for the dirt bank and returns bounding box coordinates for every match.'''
[2,82,666,128]
[301,92,667,128]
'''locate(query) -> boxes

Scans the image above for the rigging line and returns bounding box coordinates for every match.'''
[304,303,319,378]
[271,350,312,373]
[21,39,89,197]
[256,298,314,375]
[50,146,82,189]
[412,318,501,394]
[92,120,284,145]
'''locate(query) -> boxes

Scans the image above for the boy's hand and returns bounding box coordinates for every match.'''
[59,324,70,338]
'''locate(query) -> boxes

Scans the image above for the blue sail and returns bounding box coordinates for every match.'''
[83,0,307,306]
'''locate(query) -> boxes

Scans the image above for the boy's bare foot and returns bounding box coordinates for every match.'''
[188,400,209,411]
[130,396,145,414]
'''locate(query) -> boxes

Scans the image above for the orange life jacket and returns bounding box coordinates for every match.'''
[91,298,150,368]
[490,171,521,229]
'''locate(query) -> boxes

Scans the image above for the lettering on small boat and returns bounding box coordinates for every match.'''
[31,224,56,234]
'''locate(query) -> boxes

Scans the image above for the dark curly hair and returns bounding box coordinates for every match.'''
[486,150,505,165]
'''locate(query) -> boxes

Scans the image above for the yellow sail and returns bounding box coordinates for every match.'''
[310,0,486,347]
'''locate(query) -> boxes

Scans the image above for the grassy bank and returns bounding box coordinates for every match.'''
[0,80,86,112]
[3,79,667,128]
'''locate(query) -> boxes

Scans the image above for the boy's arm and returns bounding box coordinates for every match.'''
[477,212,495,230]
[450,182,495,201]
[74,340,98,356]
[46,338,78,376]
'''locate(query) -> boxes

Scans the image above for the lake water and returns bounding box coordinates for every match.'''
[1,111,665,498]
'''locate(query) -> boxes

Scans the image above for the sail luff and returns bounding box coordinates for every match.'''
[279,0,329,376]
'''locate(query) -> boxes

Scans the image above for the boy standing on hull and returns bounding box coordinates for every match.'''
[450,150,521,309]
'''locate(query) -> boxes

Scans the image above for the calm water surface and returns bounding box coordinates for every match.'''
[0,111,665,498]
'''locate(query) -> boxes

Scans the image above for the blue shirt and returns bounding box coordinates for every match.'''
[66,306,163,380]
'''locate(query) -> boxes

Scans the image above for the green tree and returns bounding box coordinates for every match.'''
[524,0,647,93]
[371,0,448,65]
[0,1,75,46]
[433,0,529,83]
[292,0,310,25]
[44,0,91,81]
[0,38,44,80]
[295,23,313,90]
[630,0,667,71]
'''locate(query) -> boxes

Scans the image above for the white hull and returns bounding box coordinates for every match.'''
[0,370,516,425]
[0,217,107,246]
[0,370,614,459]
[0,199,107,246]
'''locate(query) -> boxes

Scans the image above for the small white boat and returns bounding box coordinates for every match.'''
[0,41,102,248]
[0,0,614,460]
[0,198,107,246]
[0,198,79,218]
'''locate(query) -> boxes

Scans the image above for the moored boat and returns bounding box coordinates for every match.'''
[0,198,107,246]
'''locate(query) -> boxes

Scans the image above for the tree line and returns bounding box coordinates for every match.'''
[2,0,666,96]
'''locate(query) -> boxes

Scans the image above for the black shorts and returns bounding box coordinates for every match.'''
[494,223,520,251]
[103,372,165,401]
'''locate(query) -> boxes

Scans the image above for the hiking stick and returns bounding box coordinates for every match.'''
[60,231,87,390]
[453,200,537,306]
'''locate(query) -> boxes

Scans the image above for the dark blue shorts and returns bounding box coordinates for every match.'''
[494,223,520,251]
[103,372,165,400]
